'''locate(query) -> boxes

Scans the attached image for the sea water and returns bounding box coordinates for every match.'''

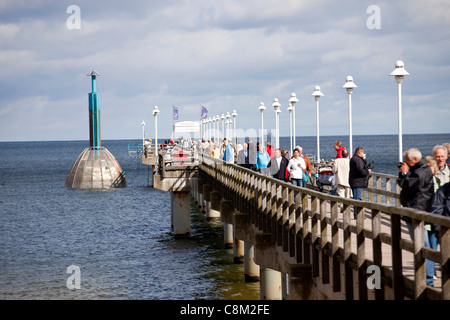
[0,134,448,299]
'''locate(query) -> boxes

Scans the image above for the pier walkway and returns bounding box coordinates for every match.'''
[145,145,450,300]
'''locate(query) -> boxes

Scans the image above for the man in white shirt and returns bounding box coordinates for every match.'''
[332,149,351,198]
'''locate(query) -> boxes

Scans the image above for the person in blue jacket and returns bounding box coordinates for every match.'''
[223,138,234,164]
[256,143,270,176]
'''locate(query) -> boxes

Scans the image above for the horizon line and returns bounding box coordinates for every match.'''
[1,132,450,143]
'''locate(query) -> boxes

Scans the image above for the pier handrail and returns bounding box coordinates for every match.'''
[310,159,400,205]
[197,152,450,300]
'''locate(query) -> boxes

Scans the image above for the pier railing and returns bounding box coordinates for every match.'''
[310,160,400,206]
[159,145,401,206]
[196,152,450,300]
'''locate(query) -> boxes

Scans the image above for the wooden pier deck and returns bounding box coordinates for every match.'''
[147,146,450,300]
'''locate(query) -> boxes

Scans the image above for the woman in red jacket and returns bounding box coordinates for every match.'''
[334,141,347,159]
[266,142,275,158]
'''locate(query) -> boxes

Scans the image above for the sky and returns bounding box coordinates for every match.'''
[0,0,449,142]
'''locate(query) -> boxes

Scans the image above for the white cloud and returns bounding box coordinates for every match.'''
[0,1,449,141]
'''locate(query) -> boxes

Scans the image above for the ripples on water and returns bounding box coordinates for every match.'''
[0,140,260,300]
[1,134,449,300]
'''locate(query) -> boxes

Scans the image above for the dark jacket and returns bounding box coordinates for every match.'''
[268,156,289,181]
[237,149,250,167]
[349,154,370,189]
[430,182,450,232]
[398,159,434,212]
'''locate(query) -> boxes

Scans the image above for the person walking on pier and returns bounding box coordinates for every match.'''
[443,143,450,165]
[256,144,270,176]
[266,142,274,158]
[294,146,312,180]
[398,148,434,227]
[398,148,435,286]
[426,156,441,192]
[432,145,450,187]
[332,149,351,199]
[349,147,371,202]
[287,148,306,187]
[248,139,257,171]
[211,143,220,159]
[334,141,347,159]
[268,148,289,181]
[237,143,250,168]
[223,138,234,164]
[429,181,450,286]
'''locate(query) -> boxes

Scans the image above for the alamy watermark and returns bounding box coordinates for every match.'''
[66,265,81,290]
[366,5,381,30]
[366,265,381,289]
[66,5,81,30]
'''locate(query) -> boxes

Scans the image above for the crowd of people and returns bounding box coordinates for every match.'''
[177,136,450,287]
[330,141,450,288]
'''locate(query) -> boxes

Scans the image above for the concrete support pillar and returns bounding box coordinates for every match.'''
[244,242,260,282]
[223,222,233,249]
[203,184,211,215]
[208,191,221,221]
[171,191,191,236]
[197,179,204,210]
[233,227,244,264]
[192,180,199,205]
[220,200,234,249]
[260,267,282,300]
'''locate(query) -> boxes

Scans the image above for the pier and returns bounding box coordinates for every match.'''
[144,145,450,300]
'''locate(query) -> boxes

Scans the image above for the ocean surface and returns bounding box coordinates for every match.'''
[1,134,449,300]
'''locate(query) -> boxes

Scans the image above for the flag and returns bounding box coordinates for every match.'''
[172,106,179,120]
[200,106,208,120]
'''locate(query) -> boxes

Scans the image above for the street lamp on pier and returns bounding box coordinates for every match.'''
[287,103,293,157]
[152,106,160,172]
[272,98,281,149]
[226,112,231,141]
[342,76,357,156]
[141,120,146,153]
[221,114,225,141]
[311,86,324,162]
[259,102,266,149]
[288,93,299,148]
[390,60,410,162]
[232,110,238,146]
[212,116,217,143]
[216,115,220,143]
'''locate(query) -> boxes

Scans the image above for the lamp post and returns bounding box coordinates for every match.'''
[216,115,220,142]
[141,120,146,152]
[259,102,266,149]
[311,86,324,162]
[390,60,410,162]
[212,116,216,143]
[152,106,160,171]
[287,103,293,157]
[272,98,281,149]
[208,117,212,141]
[342,76,357,156]
[202,119,206,140]
[216,115,220,143]
[226,112,231,140]
[288,93,299,148]
[232,110,238,146]
[221,114,225,141]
